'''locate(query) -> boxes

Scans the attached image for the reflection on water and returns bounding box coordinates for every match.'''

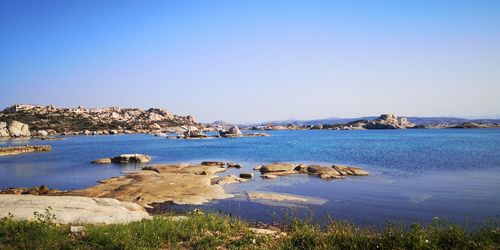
[1,129,500,225]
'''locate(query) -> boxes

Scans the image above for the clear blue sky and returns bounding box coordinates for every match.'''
[1,0,499,123]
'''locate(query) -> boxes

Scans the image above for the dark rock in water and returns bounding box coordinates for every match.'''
[201,161,225,167]
[239,173,253,179]
[226,162,242,168]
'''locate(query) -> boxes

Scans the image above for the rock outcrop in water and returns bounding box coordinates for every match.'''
[258,163,369,180]
[91,154,152,164]
[0,104,198,137]
[0,145,51,156]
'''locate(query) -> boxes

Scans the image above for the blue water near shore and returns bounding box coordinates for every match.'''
[1,129,500,226]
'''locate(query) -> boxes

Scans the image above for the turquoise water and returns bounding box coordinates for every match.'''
[1,129,500,226]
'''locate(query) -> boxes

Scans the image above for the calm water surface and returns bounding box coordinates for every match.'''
[1,129,499,226]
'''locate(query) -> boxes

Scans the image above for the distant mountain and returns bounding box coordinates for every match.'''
[245,116,500,127]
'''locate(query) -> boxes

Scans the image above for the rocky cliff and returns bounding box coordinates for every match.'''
[0,104,198,137]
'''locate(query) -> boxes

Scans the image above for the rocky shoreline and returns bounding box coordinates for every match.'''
[0,145,51,156]
[2,105,498,140]
[0,159,370,223]
[1,161,370,202]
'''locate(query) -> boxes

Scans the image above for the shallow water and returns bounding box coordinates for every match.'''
[1,129,499,226]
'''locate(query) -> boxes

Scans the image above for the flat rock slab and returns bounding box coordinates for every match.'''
[0,145,51,156]
[67,164,232,207]
[0,195,150,224]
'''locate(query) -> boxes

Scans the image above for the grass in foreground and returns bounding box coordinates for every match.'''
[0,212,498,249]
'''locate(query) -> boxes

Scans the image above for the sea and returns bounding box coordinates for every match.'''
[1,129,499,227]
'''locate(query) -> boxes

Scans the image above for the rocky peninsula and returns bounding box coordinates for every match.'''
[0,104,198,138]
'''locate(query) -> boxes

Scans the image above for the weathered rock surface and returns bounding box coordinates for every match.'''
[7,120,31,137]
[307,165,344,179]
[0,122,9,137]
[333,165,370,176]
[67,163,232,206]
[0,145,51,156]
[0,195,151,224]
[259,163,297,173]
[0,120,31,137]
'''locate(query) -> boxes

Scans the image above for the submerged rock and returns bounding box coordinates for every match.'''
[91,158,112,164]
[247,192,327,206]
[216,175,249,185]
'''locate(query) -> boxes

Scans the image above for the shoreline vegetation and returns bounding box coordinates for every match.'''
[1,211,498,249]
